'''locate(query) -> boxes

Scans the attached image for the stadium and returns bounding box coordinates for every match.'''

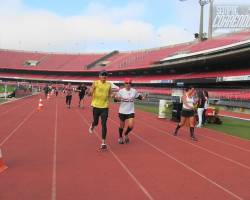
[0,0,250,200]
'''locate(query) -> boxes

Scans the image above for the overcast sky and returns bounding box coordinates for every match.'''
[0,0,248,53]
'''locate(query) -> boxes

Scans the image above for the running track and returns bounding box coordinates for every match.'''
[0,94,250,200]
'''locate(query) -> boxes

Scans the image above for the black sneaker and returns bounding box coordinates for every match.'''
[191,136,198,141]
[124,136,130,144]
[118,138,124,144]
[100,144,107,150]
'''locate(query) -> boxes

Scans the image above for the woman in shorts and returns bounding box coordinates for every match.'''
[173,87,197,141]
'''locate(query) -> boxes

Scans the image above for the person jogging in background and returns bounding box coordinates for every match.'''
[54,87,59,96]
[173,87,198,141]
[88,70,112,150]
[65,83,73,108]
[43,84,50,99]
[113,78,146,144]
[76,83,88,108]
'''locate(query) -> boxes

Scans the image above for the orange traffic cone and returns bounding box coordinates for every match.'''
[0,149,8,173]
[37,98,44,111]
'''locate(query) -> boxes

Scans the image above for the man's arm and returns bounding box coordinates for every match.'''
[88,82,95,96]
[108,83,113,98]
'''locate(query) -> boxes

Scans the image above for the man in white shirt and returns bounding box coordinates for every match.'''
[114,78,145,144]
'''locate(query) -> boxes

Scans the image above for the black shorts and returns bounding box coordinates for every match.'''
[181,109,195,117]
[79,94,85,100]
[119,113,135,121]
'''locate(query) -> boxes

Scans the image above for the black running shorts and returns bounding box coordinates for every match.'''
[119,113,135,121]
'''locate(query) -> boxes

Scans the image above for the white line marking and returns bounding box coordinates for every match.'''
[109,117,243,200]
[109,149,155,200]
[0,93,38,106]
[200,134,250,153]
[220,114,250,122]
[137,120,250,170]
[136,134,243,200]
[0,98,34,118]
[136,108,250,143]
[76,110,155,200]
[51,99,58,200]
[0,109,36,146]
[137,111,250,152]
[203,126,250,143]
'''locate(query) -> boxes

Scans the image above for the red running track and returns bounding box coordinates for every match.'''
[0,94,249,200]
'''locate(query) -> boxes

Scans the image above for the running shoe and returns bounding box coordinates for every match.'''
[118,137,124,144]
[100,144,107,150]
[124,135,130,144]
[191,136,198,141]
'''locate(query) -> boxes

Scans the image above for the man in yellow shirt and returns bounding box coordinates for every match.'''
[88,70,112,149]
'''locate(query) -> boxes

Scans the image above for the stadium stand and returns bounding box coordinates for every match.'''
[1,30,249,72]
[0,50,106,71]
[0,29,250,110]
[180,30,250,53]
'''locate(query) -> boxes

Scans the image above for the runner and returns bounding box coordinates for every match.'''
[43,84,50,99]
[65,83,73,108]
[173,87,198,141]
[54,87,59,97]
[113,78,145,144]
[76,83,88,108]
[88,70,112,150]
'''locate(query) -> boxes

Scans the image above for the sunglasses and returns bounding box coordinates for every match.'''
[125,82,131,84]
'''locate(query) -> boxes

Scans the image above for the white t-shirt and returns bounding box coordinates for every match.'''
[182,94,195,110]
[117,88,139,114]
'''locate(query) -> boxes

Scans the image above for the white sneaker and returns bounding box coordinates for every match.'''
[88,125,94,134]
[196,125,201,128]
[100,143,107,150]
[118,137,124,144]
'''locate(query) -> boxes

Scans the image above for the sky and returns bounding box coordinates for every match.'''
[0,0,248,53]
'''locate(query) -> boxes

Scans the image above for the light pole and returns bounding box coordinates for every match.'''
[180,0,211,40]
[208,0,214,39]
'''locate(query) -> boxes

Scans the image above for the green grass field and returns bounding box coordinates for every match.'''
[0,85,16,93]
[135,103,250,140]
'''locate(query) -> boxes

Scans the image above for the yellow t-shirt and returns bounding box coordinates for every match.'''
[91,80,111,108]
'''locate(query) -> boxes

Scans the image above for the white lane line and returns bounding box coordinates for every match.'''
[0,98,35,118]
[135,108,250,143]
[219,114,250,122]
[109,117,243,200]
[139,112,250,152]
[136,119,250,170]
[203,126,250,143]
[0,93,39,106]
[76,110,155,200]
[200,134,250,153]
[135,109,250,147]
[136,134,243,200]
[0,109,36,146]
[51,99,58,200]
[109,148,155,200]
